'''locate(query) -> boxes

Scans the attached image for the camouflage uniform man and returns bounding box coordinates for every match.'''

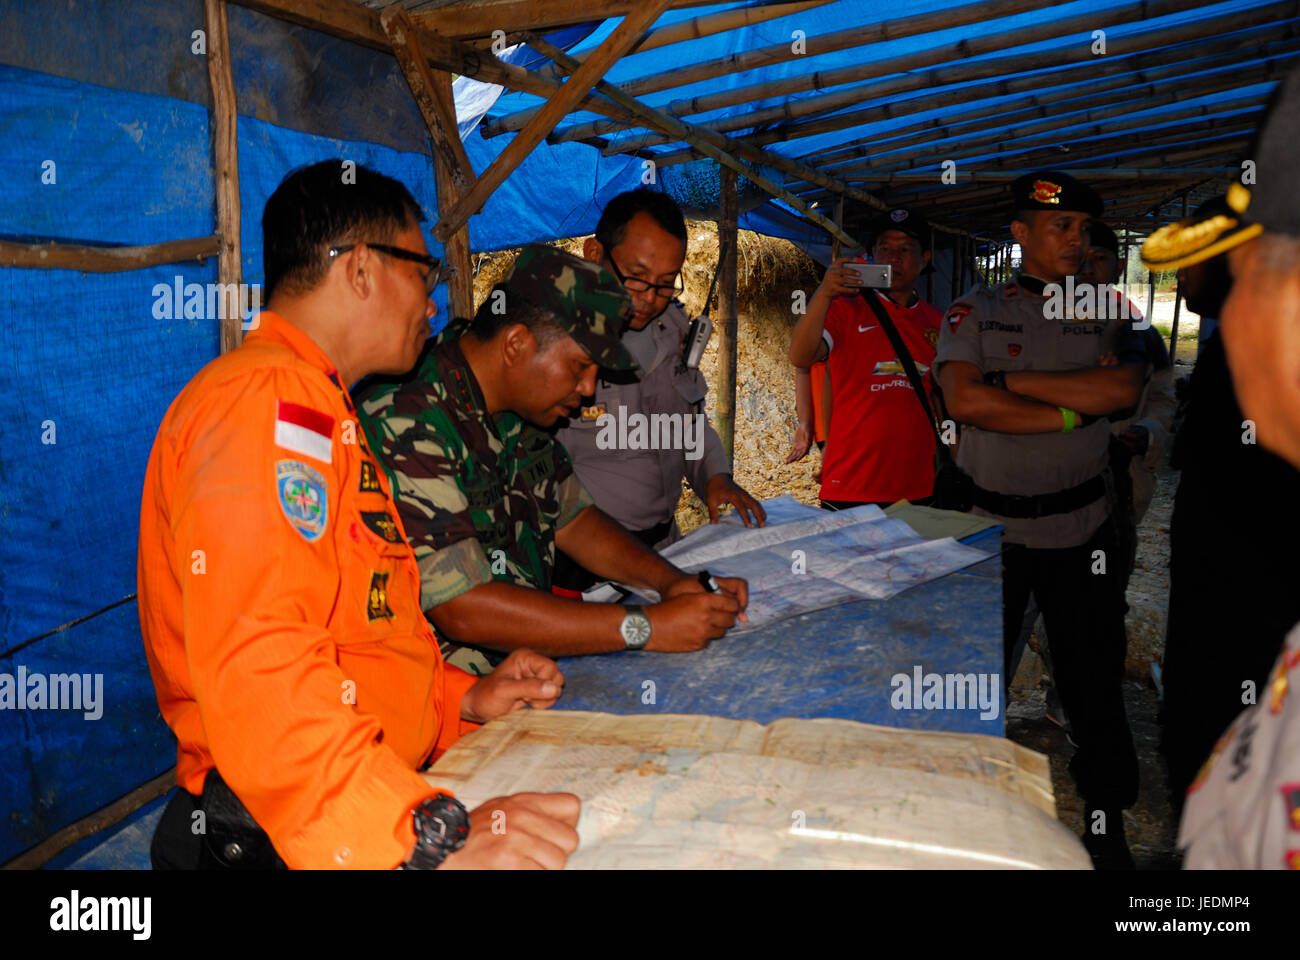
[356,245,746,674]
[1142,69,1300,869]
[935,170,1148,869]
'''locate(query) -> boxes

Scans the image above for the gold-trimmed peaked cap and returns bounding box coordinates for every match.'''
[495,244,637,371]
[1142,67,1299,271]
[1010,170,1103,219]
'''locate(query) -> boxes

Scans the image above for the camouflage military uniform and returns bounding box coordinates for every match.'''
[355,245,633,674]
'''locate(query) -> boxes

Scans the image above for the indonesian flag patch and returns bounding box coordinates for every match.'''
[275,400,334,464]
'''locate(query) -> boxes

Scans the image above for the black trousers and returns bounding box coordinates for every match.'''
[1002,520,1139,811]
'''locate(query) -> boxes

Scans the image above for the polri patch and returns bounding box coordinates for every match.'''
[580,402,607,421]
[367,571,393,621]
[1008,343,1022,357]
[945,302,971,332]
[358,460,383,493]
[276,460,328,542]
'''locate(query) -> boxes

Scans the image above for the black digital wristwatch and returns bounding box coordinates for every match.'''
[401,793,470,870]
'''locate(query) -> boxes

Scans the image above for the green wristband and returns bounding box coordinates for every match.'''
[1059,407,1076,433]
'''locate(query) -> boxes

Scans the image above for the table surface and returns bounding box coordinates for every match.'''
[556,529,1005,736]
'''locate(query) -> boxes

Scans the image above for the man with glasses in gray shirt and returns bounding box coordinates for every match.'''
[553,189,765,594]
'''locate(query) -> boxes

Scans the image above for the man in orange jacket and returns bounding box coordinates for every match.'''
[138,160,579,870]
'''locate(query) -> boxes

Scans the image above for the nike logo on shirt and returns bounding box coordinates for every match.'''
[858,324,877,333]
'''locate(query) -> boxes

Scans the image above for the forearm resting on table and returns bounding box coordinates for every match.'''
[1004,364,1145,416]
[429,581,625,656]
[940,363,1070,435]
[555,505,685,596]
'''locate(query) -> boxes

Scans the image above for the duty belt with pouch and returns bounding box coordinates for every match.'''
[199,767,287,870]
[858,291,975,512]
[971,473,1107,519]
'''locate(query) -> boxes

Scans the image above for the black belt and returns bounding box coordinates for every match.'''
[972,474,1106,520]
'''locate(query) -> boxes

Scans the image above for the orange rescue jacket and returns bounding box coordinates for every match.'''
[138,311,477,869]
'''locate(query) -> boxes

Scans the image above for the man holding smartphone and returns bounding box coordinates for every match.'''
[788,207,942,509]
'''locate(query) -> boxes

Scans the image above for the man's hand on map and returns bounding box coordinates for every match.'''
[646,589,744,651]
[705,473,767,528]
[460,649,565,723]
[662,573,750,625]
[439,792,581,870]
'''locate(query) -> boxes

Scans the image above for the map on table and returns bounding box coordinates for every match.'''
[597,495,995,633]
[423,710,1091,870]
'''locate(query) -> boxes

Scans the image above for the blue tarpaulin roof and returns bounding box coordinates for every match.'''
[0,0,1291,865]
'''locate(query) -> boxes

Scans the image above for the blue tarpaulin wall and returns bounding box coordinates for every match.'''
[0,0,1288,863]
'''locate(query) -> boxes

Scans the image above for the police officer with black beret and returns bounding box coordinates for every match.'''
[935,169,1149,868]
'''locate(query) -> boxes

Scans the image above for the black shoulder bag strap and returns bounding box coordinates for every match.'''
[857,290,950,461]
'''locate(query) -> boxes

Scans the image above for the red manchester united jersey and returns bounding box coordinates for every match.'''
[819,290,942,503]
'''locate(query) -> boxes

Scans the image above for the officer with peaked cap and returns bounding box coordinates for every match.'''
[935,169,1149,869]
[1142,68,1300,870]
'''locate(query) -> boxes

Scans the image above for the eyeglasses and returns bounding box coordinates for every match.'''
[604,254,684,300]
[328,242,452,294]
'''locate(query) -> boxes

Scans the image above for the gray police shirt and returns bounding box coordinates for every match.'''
[934,276,1144,549]
[1179,623,1300,869]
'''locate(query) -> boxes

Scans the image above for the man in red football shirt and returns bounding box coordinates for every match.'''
[789,208,942,508]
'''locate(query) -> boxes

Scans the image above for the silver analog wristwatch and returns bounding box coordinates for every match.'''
[619,605,652,650]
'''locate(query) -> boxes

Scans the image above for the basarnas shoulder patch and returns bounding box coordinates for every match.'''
[276,459,328,542]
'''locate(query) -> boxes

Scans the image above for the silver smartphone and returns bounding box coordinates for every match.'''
[845,261,892,289]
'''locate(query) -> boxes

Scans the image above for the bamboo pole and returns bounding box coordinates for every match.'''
[588,0,1289,154]
[716,167,739,464]
[537,1,834,80]
[799,48,1298,170]
[1,769,176,870]
[836,167,1232,183]
[519,31,863,248]
[205,0,243,355]
[485,0,1060,137]
[830,196,844,262]
[0,236,223,271]
[647,29,1300,164]
[843,103,1269,178]
[1169,194,1189,365]
[381,7,476,320]
[430,0,673,244]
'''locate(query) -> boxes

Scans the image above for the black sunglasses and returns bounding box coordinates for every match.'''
[328,242,453,294]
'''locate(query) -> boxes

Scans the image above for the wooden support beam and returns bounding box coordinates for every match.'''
[586,0,1287,154]
[226,0,641,129]
[830,196,844,262]
[1,769,176,871]
[411,0,716,41]
[381,6,476,319]
[519,31,863,248]
[0,236,223,271]
[205,0,243,355]
[836,167,1233,183]
[382,7,476,192]
[431,0,672,244]
[540,1,833,79]
[486,0,1056,137]
[1169,194,1189,365]
[716,167,739,465]
[844,102,1269,178]
[799,43,1299,169]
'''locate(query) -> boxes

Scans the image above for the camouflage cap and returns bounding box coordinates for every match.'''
[497,244,637,371]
